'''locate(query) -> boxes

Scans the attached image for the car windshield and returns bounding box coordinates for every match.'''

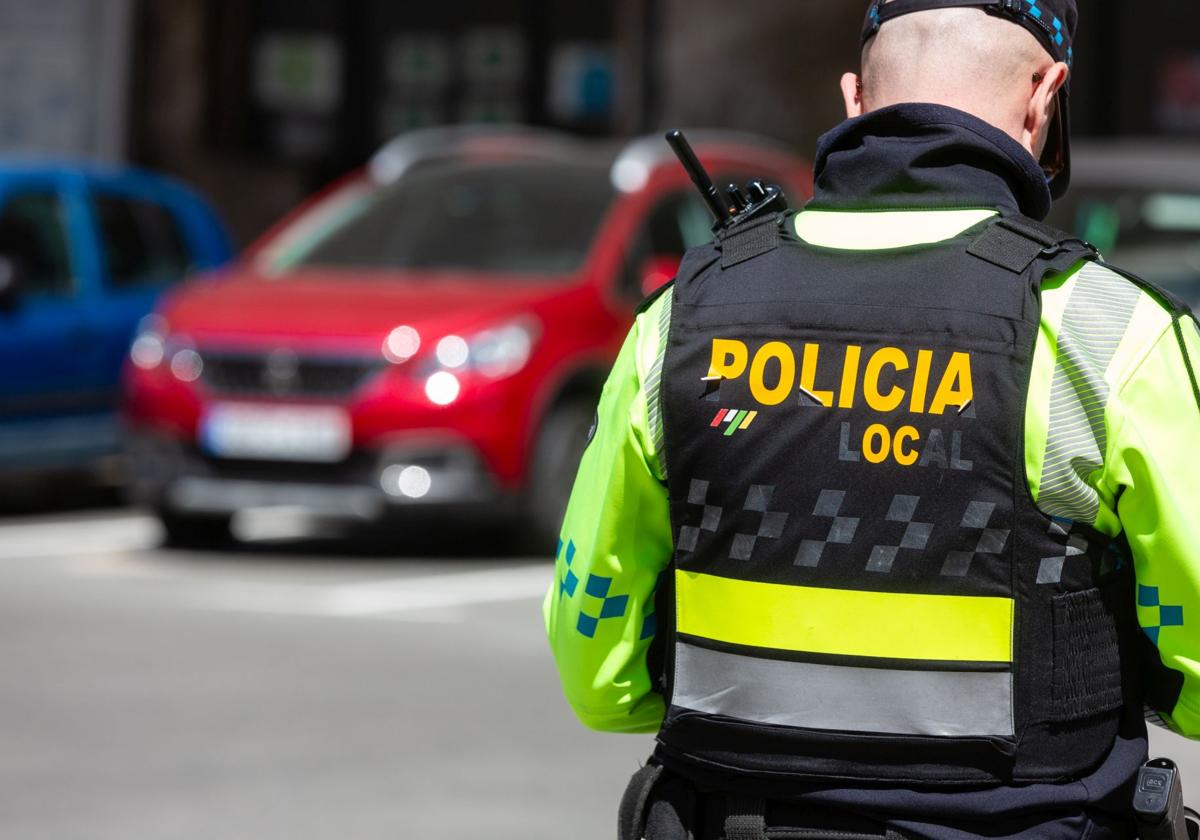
[281,160,614,277]
[1049,188,1200,307]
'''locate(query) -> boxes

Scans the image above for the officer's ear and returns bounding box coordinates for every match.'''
[1023,62,1069,159]
[841,72,866,119]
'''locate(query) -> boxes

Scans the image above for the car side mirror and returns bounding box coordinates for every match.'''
[638,254,682,296]
[0,256,23,312]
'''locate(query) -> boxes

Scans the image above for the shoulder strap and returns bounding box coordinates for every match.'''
[969,215,1200,415]
[636,278,675,316]
[966,214,1098,274]
[665,241,722,308]
[717,213,785,269]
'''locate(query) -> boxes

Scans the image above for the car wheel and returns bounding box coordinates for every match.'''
[522,398,596,554]
[158,509,234,550]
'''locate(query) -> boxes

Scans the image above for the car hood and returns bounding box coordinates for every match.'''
[163,266,578,351]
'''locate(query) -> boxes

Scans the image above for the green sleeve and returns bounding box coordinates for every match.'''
[543,291,674,734]
[1105,317,1200,738]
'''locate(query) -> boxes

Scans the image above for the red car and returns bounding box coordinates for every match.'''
[122,127,812,548]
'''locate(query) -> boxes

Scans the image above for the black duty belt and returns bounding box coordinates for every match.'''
[620,760,909,840]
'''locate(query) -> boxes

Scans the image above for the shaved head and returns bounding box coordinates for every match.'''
[864,7,1048,127]
[841,3,1070,161]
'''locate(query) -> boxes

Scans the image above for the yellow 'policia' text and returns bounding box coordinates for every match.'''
[709,340,973,413]
[709,340,976,469]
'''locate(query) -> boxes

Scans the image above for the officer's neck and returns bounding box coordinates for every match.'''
[809,103,1053,221]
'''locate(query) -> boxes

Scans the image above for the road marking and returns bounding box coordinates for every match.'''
[192,564,551,619]
[0,515,161,561]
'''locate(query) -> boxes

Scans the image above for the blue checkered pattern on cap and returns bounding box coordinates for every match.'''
[862,0,1077,67]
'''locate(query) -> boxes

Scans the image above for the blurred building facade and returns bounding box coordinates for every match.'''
[653,0,1200,157]
[0,0,133,160]
[131,0,627,244]
[2,0,1195,245]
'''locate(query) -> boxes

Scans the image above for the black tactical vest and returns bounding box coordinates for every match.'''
[654,212,1142,787]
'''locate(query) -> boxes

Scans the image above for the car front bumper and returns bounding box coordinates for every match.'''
[125,432,511,520]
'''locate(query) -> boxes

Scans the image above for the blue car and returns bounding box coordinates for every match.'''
[0,163,232,475]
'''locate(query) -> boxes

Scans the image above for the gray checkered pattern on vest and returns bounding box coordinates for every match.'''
[678,479,722,553]
[866,495,933,573]
[1037,518,1090,584]
[795,489,861,568]
[730,485,790,561]
[941,501,1012,577]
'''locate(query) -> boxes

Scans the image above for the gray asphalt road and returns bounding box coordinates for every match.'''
[0,510,651,840]
[0,509,1196,840]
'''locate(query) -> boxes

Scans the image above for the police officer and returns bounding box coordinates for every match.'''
[546,1,1200,837]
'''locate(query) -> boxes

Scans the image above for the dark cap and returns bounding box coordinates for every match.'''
[861,0,1077,198]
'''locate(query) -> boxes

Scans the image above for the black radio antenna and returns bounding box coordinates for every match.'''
[665,129,789,234]
[665,129,733,227]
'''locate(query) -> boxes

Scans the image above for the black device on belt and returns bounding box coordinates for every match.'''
[1134,758,1194,840]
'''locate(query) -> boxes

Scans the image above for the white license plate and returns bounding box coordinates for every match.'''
[200,404,352,463]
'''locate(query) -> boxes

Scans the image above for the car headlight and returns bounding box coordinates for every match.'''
[130,315,169,371]
[129,315,204,383]
[427,320,539,380]
[424,371,462,406]
[383,325,421,364]
[465,322,537,378]
[415,319,539,406]
[169,347,204,383]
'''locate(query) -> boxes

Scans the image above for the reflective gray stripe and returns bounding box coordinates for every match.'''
[1038,263,1142,524]
[643,287,673,478]
[673,642,1014,738]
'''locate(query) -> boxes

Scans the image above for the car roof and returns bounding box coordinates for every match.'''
[609,130,801,193]
[368,125,806,194]
[0,157,149,178]
[1071,140,1200,193]
[369,126,600,184]
[0,157,201,195]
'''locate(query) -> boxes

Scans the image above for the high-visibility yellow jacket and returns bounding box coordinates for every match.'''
[546,207,1200,742]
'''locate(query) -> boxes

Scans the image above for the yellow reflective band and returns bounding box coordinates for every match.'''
[794,209,998,251]
[676,571,1014,664]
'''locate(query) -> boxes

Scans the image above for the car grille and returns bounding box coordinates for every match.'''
[200,352,385,399]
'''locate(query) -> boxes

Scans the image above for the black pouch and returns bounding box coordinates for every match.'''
[1050,586,1124,722]
[619,759,696,840]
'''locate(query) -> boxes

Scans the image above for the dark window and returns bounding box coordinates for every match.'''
[293,161,614,277]
[96,195,192,288]
[619,191,712,300]
[0,192,73,296]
